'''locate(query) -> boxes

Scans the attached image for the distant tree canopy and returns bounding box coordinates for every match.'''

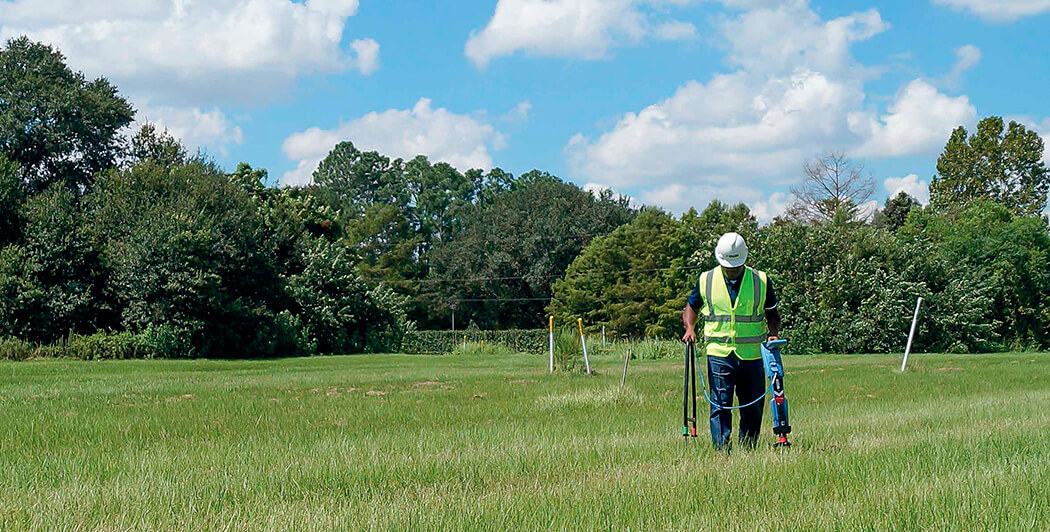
[427,171,636,330]
[0,37,134,194]
[549,209,692,338]
[873,192,921,232]
[305,142,629,330]
[930,117,1049,216]
[551,200,756,338]
[1,35,1048,358]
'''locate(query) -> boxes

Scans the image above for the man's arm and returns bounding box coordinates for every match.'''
[765,277,780,339]
[765,307,781,339]
[683,277,702,342]
[683,304,697,343]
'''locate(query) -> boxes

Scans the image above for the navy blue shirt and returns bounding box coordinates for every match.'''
[687,272,777,311]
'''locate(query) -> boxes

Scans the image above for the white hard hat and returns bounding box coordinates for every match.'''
[715,232,748,268]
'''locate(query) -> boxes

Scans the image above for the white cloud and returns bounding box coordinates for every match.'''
[464,0,702,67]
[751,192,794,223]
[850,79,976,158]
[719,5,889,76]
[281,98,507,185]
[583,182,634,205]
[884,174,930,204]
[502,101,533,123]
[941,45,981,88]
[350,38,381,76]
[569,68,864,189]
[566,1,979,219]
[637,183,790,223]
[567,2,888,190]
[0,0,375,105]
[932,0,1050,22]
[136,104,244,156]
[856,199,880,221]
[635,184,796,224]
[654,21,699,41]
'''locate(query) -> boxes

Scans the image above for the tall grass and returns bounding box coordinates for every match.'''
[449,341,517,357]
[612,338,682,360]
[553,327,583,372]
[1,352,1048,530]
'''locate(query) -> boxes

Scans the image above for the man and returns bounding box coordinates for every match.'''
[682,232,781,450]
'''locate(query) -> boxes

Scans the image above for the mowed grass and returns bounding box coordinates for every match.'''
[1,351,1048,531]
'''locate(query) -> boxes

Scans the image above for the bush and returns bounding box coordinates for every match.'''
[553,328,583,372]
[0,337,33,360]
[288,241,410,355]
[139,323,194,359]
[62,331,151,360]
[615,339,682,360]
[402,329,547,354]
[20,329,192,360]
[449,342,517,357]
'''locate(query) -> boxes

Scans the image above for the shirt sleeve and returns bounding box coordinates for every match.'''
[687,277,703,310]
[764,277,778,310]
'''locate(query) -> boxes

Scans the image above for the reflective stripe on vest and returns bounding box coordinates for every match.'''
[704,334,767,344]
[703,315,765,323]
[700,266,768,360]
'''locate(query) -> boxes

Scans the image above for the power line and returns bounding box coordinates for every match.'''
[409,297,554,303]
[407,294,691,304]
[386,263,705,286]
[347,225,679,251]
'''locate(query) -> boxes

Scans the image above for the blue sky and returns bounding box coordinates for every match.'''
[2,0,1048,220]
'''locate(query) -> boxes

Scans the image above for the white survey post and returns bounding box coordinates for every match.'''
[578,318,591,375]
[901,297,922,372]
[548,316,554,373]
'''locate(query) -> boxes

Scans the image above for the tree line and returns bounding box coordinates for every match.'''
[1,37,1047,357]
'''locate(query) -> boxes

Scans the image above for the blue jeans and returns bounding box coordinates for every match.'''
[707,352,765,449]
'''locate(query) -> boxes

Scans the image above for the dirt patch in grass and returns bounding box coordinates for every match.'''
[538,387,643,408]
[412,380,443,387]
[406,380,455,392]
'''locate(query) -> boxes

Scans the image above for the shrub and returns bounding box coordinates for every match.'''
[450,342,517,357]
[402,329,547,354]
[288,241,410,355]
[63,331,150,360]
[553,328,582,372]
[0,337,33,360]
[139,323,194,359]
[618,339,682,360]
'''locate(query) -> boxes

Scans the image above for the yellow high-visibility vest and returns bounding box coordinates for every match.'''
[700,266,769,360]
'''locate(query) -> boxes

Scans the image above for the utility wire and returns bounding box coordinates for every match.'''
[346,225,680,251]
[383,264,704,286]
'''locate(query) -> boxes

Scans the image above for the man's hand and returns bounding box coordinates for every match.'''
[767,335,778,341]
[683,328,696,343]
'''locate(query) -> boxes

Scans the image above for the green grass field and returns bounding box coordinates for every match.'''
[1,351,1048,531]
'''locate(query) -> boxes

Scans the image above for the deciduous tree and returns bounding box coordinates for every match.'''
[0,37,134,193]
[785,152,875,224]
[930,117,1048,216]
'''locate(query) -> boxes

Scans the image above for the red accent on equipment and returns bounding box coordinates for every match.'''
[774,395,785,405]
[777,435,788,444]
[689,427,697,437]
